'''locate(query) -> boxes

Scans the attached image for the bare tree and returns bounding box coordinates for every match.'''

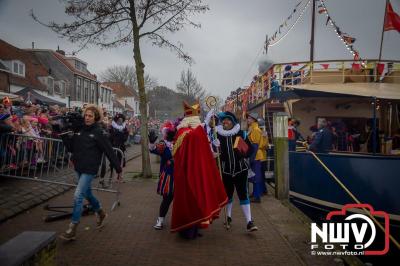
[176,69,205,101]
[31,0,208,178]
[100,65,157,91]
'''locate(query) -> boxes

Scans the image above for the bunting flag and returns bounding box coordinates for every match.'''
[352,63,361,71]
[384,1,400,33]
[320,64,330,70]
[326,16,331,25]
[342,35,356,44]
[266,0,310,48]
[319,0,366,68]
[377,63,385,76]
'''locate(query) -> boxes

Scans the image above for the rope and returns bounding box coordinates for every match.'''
[302,146,400,250]
[268,0,312,47]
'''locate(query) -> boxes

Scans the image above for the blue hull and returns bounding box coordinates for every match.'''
[288,151,400,258]
[289,151,400,218]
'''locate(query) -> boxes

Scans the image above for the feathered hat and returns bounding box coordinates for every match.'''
[218,111,238,125]
[161,120,175,134]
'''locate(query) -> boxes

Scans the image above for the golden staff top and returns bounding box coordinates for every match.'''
[205,96,217,110]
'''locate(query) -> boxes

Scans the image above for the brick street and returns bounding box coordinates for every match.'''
[0,154,342,266]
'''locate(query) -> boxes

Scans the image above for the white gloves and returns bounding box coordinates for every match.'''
[212,139,221,147]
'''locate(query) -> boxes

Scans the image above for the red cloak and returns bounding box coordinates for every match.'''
[171,125,228,232]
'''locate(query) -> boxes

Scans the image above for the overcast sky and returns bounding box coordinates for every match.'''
[1,0,399,99]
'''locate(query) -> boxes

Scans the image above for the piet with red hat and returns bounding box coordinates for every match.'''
[171,101,228,239]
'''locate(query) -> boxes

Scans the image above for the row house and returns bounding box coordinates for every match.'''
[112,100,125,115]
[103,82,140,117]
[0,39,65,105]
[29,47,99,108]
[99,83,114,114]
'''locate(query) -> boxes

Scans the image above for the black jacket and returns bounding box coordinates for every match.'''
[63,123,122,175]
[217,128,252,176]
[109,125,129,151]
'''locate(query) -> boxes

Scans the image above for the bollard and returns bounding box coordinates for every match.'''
[273,112,289,200]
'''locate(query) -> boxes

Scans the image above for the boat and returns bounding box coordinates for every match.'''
[223,0,400,258]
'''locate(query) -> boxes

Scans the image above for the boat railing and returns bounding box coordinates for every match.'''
[226,59,400,107]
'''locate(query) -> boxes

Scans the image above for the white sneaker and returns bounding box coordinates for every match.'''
[153,217,164,230]
[37,157,46,163]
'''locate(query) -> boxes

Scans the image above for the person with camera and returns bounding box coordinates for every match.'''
[60,105,122,241]
[214,111,258,232]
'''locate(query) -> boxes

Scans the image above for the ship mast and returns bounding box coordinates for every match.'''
[309,0,316,62]
[378,0,389,62]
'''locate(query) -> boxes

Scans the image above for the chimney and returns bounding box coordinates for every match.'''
[32,42,35,49]
[56,46,66,56]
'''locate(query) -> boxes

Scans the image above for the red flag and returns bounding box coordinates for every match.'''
[377,63,385,76]
[384,1,400,33]
[320,64,330,69]
[352,63,361,71]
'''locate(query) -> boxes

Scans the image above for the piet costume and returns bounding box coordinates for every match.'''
[215,111,258,231]
[150,121,176,230]
[171,101,228,237]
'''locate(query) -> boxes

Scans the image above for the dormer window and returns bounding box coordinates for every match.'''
[47,77,54,94]
[12,60,25,77]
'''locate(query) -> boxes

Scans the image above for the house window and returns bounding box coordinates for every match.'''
[61,81,66,95]
[47,77,54,94]
[12,61,25,77]
[76,77,82,101]
[75,61,80,70]
[54,81,65,95]
[84,80,89,102]
[91,83,96,103]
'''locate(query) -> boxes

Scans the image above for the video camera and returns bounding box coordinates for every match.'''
[52,111,84,134]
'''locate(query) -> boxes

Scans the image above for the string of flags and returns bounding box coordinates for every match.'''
[318,0,366,68]
[265,0,310,50]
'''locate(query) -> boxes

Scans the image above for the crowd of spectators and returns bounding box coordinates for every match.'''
[0,97,143,171]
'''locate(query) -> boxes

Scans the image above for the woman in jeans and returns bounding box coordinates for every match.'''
[60,105,122,241]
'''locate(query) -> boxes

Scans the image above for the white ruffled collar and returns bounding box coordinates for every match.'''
[216,124,240,137]
[111,120,126,131]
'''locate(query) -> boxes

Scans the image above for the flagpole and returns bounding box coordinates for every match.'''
[378,0,389,62]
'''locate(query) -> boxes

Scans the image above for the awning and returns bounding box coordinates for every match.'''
[15,87,66,106]
[0,91,23,101]
[273,83,400,101]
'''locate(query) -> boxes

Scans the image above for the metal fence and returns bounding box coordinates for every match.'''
[0,133,124,211]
